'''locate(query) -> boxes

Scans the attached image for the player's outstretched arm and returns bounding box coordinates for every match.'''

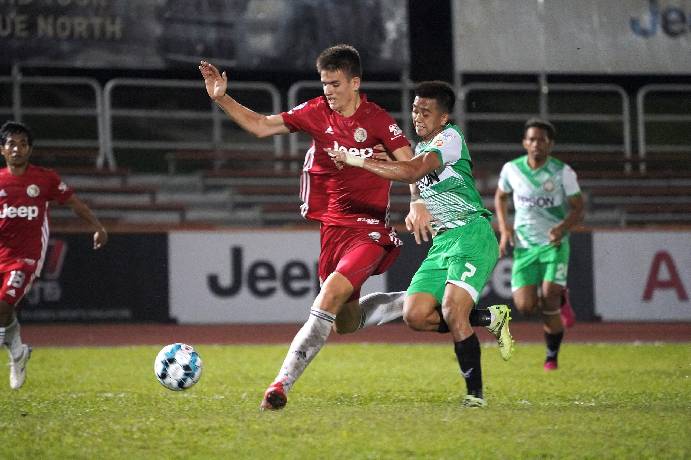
[64,195,108,249]
[198,60,289,138]
[328,149,440,184]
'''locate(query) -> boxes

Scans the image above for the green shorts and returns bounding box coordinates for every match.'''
[407,217,499,304]
[511,239,570,290]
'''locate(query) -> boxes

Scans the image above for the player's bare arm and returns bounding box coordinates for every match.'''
[494,187,514,256]
[548,193,584,245]
[328,149,441,184]
[199,60,289,138]
[65,195,108,249]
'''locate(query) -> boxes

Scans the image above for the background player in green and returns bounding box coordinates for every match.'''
[329,81,508,407]
[494,118,584,371]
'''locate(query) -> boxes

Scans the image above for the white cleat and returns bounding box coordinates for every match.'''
[9,344,31,390]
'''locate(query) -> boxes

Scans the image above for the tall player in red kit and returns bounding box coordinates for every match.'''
[0,121,108,389]
[200,44,431,410]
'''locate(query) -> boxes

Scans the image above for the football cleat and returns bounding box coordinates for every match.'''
[544,359,558,372]
[462,395,487,408]
[487,304,515,361]
[9,344,31,390]
[260,381,287,411]
[560,288,576,328]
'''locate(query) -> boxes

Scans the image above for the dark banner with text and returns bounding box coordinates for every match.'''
[19,233,169,322]
[1,0,409,72]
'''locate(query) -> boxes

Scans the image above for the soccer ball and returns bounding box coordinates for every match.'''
[154,343,203,391]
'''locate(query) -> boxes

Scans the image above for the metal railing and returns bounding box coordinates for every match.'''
[459,82,632,161]
[286,80,414,157]
[636,84,691,173]
[103,78,283,170]
[0,74,104,165]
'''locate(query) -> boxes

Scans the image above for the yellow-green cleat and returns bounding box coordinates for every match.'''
[487,304,515,361]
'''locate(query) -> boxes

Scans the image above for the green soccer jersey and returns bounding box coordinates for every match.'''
[497,155,581,248]
[414,123,491,233]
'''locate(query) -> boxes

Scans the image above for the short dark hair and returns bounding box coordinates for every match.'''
[316,44,362,79]
[0,121,33,146]
[524,118,556,140]
[414,81,456,114]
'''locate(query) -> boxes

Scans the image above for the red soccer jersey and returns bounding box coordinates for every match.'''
[282,94,410,228]
[0,165,73,271]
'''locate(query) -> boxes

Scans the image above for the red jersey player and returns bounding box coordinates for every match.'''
[0,121,108,389]
[200,44,432,410]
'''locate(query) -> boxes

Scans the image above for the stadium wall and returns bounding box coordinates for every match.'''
[21,229,689,323]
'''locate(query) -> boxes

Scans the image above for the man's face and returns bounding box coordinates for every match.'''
[1,132,32,168]
[412,96,447,140]
[320,69,359,113]
[522,127,553,163]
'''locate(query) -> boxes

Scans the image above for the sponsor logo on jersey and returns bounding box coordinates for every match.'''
[516,194,555,208]
[324,126,334,135]
[0,189,6,197]
[332,141,374,158]
[543,180,555,192]
[417,170,441,190]
[26,184,40,197]
[0,203,40,220]
[353,127,368,143]
[389,123,403,138]
[357,217,380,225]
[6,289,16,297]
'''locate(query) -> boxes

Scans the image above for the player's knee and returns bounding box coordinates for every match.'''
[514,300,537,316]
[402,308,425,331]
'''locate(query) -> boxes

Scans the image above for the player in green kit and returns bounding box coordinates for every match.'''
[329,81,511,407]
[494,118,584,371]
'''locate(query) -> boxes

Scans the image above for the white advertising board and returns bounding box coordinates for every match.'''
[169,230,385,324]
[593,231,690,320]
[453,0,691,74]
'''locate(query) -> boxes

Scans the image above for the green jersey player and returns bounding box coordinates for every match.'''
[329,81,512,407]
[494,118,584,371]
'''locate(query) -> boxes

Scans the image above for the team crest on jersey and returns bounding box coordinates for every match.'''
[58,181,68,192]
[26,184,40,197]
[368,231,381,241]
[435,138,444,147]
[543,180,555,192]
[354,127,368,143]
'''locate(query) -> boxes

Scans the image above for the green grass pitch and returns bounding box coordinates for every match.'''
[1,342,689,459]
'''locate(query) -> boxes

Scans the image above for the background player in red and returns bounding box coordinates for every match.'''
[0,121,108,389]
[200,44,430,410]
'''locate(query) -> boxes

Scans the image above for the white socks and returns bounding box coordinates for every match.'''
[1,317,23,361]
[358,291,406,329]
[275,308,335,392]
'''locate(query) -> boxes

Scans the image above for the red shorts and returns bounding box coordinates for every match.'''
[319,225,401,301]
[0,259,39,307]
